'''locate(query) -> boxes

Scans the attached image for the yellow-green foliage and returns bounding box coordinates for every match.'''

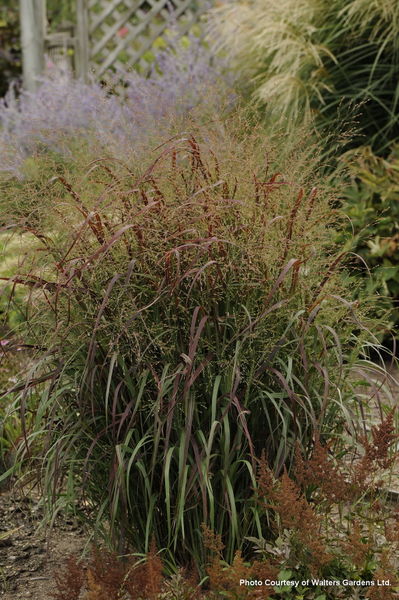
[207,0,399,152]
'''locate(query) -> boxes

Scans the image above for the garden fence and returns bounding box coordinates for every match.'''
[19,0,209,90]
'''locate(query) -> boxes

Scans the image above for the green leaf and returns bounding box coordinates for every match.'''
[278,569,293,580]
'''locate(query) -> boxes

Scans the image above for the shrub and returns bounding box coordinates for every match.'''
[0,31,232,178]
[1,118,388,569]
[0,4,21,98]
[339,145,399,334]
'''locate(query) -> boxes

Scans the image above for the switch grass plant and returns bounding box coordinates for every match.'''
[0,115,393,570]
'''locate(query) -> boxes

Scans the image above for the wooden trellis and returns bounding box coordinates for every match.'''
[76,0,209,80]
[19,0,209,90]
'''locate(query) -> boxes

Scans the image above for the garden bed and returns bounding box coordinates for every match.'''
[0,488,86,600]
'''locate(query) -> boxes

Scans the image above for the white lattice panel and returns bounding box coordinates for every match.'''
[83,0,207,78]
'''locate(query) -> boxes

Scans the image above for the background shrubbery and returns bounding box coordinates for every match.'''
[0,0,76,97]
[0,3,21,97]
[0,31,232,178]
[340,145,399,329]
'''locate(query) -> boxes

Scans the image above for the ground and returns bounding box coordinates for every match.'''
[0,488,86,600]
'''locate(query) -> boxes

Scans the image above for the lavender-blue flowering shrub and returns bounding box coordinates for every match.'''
[123,31,234,119]
[0,31,233,178]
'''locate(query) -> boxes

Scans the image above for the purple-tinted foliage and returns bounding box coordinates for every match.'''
[0,32,234,178]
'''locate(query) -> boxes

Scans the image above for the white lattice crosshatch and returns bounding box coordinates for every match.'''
[19,0,209,90]
[76,0,209,80]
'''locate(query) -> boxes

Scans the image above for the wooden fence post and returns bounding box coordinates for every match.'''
[76,0,90,82]
[19,0,45,91]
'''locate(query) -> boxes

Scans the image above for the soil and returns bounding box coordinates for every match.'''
[0,488,86,600]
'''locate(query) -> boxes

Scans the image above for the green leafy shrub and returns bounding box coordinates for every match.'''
[0,4,21,97]
[340,145,399,333]
[1,118,388,569]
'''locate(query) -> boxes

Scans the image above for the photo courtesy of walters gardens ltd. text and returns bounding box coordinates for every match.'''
[0,0,399,599]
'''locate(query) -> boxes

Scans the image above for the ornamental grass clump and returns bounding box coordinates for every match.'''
[0,118,387,568]
[207,0,399,154]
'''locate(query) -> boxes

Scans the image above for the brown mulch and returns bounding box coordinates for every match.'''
[0,488,86,600]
